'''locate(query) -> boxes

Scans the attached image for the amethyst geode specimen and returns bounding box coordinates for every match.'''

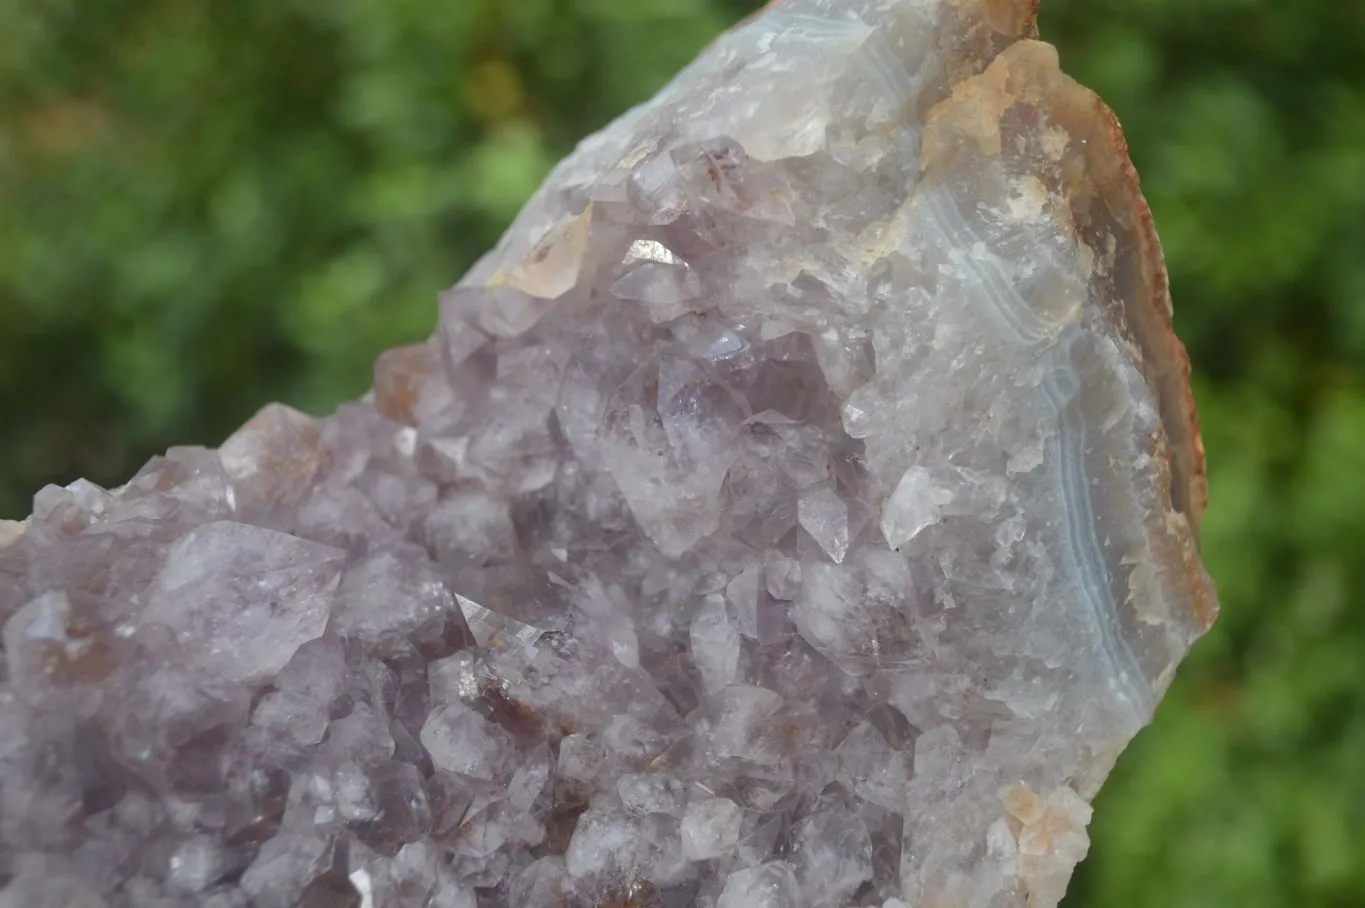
[0,1,1216,905]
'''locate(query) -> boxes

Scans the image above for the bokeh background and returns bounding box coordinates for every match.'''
[2,0,1362,904]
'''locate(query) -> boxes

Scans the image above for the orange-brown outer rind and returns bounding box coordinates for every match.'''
[1043,71,1209,529]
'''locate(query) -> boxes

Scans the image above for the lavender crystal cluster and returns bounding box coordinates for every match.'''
[0,1,1215,906]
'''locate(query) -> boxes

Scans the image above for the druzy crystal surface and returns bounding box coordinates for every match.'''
[0,1,1217,906]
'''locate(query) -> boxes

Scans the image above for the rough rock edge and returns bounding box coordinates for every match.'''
[977,0,1207,532]
[1028,45,1208,531]
[916,30,1216,637]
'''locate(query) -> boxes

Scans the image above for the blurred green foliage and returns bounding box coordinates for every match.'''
[1,0,1362,905]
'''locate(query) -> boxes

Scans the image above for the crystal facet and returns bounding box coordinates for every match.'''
[0,1,1216,905]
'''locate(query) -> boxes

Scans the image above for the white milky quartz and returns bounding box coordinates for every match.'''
[691,593,742,693]
[0,0,1218,905]
[618,773,689,817]
[420,702,513,781]
[799,484,852,563]
[680,797,743,861]
[880,466,945,549]
[717,862,803,908]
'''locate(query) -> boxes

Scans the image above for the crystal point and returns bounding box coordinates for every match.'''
[0,1,1216,905]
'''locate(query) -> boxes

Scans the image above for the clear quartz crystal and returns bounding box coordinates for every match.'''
[0,1,1216,905]
[680,797,743,861]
